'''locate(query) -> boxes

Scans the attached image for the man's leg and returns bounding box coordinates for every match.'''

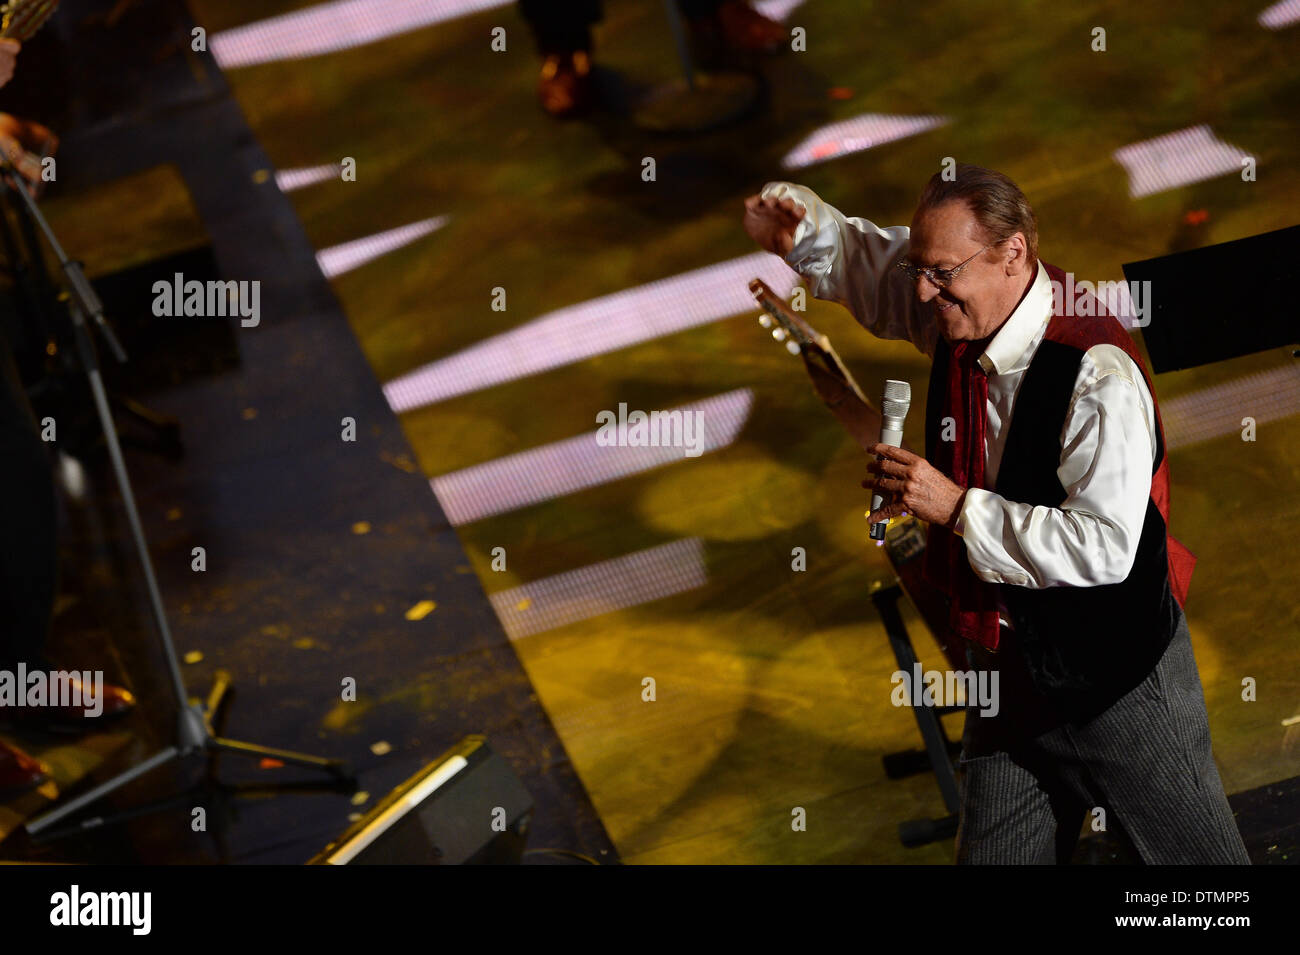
[1063,609,1250,864]
[956,721,1088,864]
[517,0,602,118]
[517,0,602,57]
[678,0,786,55]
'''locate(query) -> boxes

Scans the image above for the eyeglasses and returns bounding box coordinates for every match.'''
[895,239,1006,289]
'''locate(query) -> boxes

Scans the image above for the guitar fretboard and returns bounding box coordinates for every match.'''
[1,0,58,41]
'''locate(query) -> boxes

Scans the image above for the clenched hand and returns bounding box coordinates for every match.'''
[743,193,805,257]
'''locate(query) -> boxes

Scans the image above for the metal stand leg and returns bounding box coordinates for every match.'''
[872,582,963,847]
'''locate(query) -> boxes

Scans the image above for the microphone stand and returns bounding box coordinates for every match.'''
[0,161,352,842]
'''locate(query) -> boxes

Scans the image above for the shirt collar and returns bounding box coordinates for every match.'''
[978,260,1052,376]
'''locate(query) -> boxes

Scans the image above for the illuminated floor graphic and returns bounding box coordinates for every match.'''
[489,538,708,640]
[211,0,513,69]
[1113,125,1253,199]
[431,389,754,525]
[780,113,950,170]
[382,252,798,412]
[316,216,450,278]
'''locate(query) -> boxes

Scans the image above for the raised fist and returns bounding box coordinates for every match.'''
[0,40,19,90]
[743,193,806,257]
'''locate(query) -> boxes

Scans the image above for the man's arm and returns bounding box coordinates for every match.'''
[754,181,938,358]
[954,345,1158,588]
[0,39,18,89]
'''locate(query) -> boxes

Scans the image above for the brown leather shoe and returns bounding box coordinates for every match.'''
[694,1,787,54]
[0,676,136,734]
[0,739,49,796]
[538,50,594,118]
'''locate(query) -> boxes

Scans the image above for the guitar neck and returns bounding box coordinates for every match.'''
[749,279,881,451]
[751,283,870,406]
[812,339,870,406]
[1,0,58,41]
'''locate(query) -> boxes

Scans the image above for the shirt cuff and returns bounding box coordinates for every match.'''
[953,488,976,537]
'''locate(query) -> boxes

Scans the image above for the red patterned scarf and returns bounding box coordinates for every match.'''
[924,334,1002,651]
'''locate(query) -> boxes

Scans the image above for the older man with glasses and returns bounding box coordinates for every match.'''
[743,164,1250,865]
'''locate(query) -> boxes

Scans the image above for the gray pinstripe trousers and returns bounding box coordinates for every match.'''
[955,606,1250,864]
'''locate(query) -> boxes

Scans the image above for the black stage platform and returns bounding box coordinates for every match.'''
[0,0,616,864]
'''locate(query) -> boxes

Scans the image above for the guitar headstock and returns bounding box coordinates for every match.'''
[1,0,58,41]
[748,278,826,358]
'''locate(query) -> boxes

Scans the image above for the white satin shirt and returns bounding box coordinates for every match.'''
[760,181,1158,593]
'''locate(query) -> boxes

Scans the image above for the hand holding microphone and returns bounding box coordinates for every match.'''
[866,380,910,540]
[863,380,969,533]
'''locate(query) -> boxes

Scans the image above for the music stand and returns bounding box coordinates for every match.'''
[1123,223,1300,373]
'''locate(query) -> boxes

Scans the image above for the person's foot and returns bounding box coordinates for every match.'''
[693,1,787,54]
[538,50,594,118]
[0,739,49,796]
[0,676,136,734]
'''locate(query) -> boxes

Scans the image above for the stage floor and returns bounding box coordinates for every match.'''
[2,0,1297,863]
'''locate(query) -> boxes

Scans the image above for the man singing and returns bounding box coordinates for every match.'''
[743,164,1249,864]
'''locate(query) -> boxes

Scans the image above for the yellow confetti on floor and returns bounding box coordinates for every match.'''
[515,598,531,612]
[370,741,392,756]
[183,650,203,664]
[379,451,417,473]
[242,407,258,420]
[352,521,371,534]
[350,790,370,806]
[405,600,436,621]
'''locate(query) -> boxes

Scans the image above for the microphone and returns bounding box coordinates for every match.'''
[869,379,911,541]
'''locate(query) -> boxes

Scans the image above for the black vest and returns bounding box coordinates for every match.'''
[924,335,1182,721]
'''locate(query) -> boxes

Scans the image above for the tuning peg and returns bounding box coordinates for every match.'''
[772,327,787,342]
[758,314,773,328]
[785,340,801,355]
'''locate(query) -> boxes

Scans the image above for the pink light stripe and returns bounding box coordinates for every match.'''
[316,216,450,278]
[431,389,753,525]
[383,252,798,412]
[1113,126,1251,199]
[211,0,513,69]
[276,164,343,192]
[781,113,949,170]
[1259,0,1300,29]
[1161,364,1300,451]
[753,0,806,19]
[489,538,708,640]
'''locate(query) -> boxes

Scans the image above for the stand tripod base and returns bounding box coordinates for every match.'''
[899,813,959,848]
[25,669,352,839]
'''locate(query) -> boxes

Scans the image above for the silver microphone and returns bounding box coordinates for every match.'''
[869,379,911,541]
